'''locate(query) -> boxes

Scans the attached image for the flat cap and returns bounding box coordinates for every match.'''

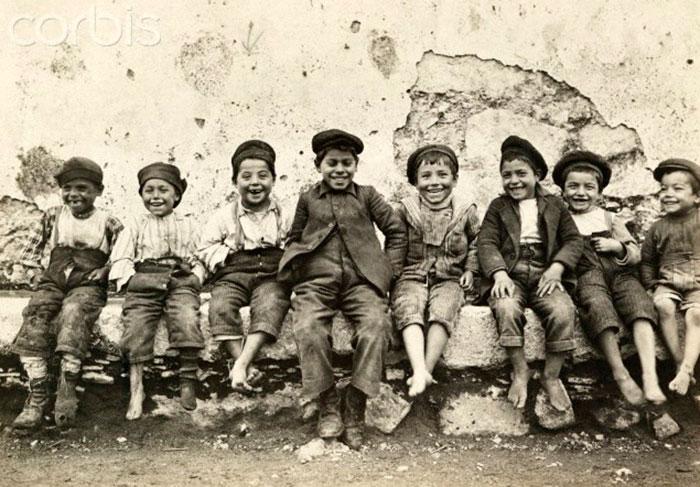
[137,162,187,207]
[552,150,611,189]
[55,156,103,187]
[406,144,459,185]
[500,135,547,178]
[231,139,276,181]
[653,158,700,185]
[312,129,364,155]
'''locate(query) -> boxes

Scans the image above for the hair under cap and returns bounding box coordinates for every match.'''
[137,162,187,207]
[552,150,611,190]
[231,139,276,181]
[500,135,547,178]
[55,157,103,187]
[653,158,700,185]
[406,144,458,185]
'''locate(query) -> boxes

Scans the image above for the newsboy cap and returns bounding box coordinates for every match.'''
[500,135,547,178]
[231,139,276,181]
[311,129,364,155]
[653,158,700,185]
[552,150,611,190]
[406,144,459,186]
[55,157,103,187]
[137,162,187,207]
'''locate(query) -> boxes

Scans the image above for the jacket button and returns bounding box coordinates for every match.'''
[307,244,313,249]
[328,223,333,228]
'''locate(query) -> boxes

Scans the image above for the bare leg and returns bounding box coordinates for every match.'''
[424,322,450,374]
[670,309,700,395]
[597,329,644,405]
[126,363,146,420]
[401,324,432,397]
[222,338,243,360]
[230,332,269,392]
[506,347,530,408]
[656,298,683,365]
[632,319,666,403]
[542,351,570,411]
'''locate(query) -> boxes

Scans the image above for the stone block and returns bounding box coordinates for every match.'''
[439,390,529,436]
[366,383,411,434]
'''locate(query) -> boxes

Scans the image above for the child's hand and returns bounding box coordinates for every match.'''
[459,270,474,291]
[87,266,109,282]
[491,271,515,298]
[591,237,624,256]
[537,263,565,297]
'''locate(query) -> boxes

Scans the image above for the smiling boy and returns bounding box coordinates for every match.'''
[641,159,700,399]
[198,140,291,393]
[391,144,480,397]
[278,129,406,449]
[478,136,582,413]
[10,157,123,430]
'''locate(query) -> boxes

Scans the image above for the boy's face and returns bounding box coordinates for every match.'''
[501,157,539,201]
[141,178,180,217]
[659,170,700,215]
[235,158,274,211]
[61,178,102,215]
[316,148,357,191]
[562,170,601,214]
[415,160,456,205]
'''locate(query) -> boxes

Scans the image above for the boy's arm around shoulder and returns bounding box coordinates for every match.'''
[640,223,660,290]
[550,198,583,273]
[366,186,407,277]
[477,198,508,278]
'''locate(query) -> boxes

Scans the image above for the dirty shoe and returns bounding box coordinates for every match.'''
[342,386,366,450]
[317,386,343,439]
[55,371,79,427]
[180,377,197,411]
[11,378,49,430]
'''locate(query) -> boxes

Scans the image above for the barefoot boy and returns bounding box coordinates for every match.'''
[10,157,123,430]
[198,140,291,393]
[553,151,665,405]
[641,158,700,398]
[278,129,406,449]
[392,144,480,397]
[478,136,582,411]
[110,162,205,419]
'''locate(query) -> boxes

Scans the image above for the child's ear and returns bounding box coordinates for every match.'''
[174,192,182,204]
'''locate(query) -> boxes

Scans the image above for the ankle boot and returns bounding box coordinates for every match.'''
[317,386,344,439]
[342,386,366,450]
[55,371,79,427]
[11,377,50,430]
[179,376,197,411]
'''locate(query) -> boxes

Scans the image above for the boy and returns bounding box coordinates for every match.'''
[198,140,291,393]
[10,157,123,430]
[392,144,480,397]
[478,136,582,411]
[553,151,665,405]
[278,129,406,449]
[641,158,700,397]
[110,162,205,420]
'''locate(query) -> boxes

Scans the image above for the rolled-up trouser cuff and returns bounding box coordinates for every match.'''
[546,339,576,353]
[249,321,280,342]
[499,336,525,348]
[351,374,380,397]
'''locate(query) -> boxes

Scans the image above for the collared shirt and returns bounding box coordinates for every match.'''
[571,207,638,266]
[197,196,291,273]
[109,211,204,290]
[14,205,123,271]
[518,198,542,243]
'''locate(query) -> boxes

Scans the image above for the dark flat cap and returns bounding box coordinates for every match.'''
[653,158,700,185]
[138,162,187,207]
[312,129,364,155]
[552,150,611,190]
[55,156,103,187]
[406,144,458,185]
[231,139,276,181]
[500,135,547,178]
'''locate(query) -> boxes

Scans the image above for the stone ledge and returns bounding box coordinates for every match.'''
[0,294,675,368]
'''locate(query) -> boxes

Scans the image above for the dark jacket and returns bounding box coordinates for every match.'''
[477,185,583,300]
[278,181,406,294]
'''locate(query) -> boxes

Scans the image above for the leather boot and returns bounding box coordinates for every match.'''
[342,385,366,450]
[179,376,197,411]
[11,377,49,430]
[317,386,344,439]
[55,370,79,427]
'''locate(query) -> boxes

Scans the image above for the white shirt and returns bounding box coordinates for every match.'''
[518,198,542,243]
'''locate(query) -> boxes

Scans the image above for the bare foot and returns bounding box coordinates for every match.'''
[614,374,645,406]
[125,382,145,420]
[407,370,434,397]
[642,373,667,404]
[230,360,253,394]
[542,378,570,412]
[508,369,531,408]
[669,365,693,395]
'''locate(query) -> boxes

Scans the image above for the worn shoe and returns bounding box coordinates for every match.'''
[180,377,197,411]
[317,386,344,439]
[11,377,50,430]
[55,371,79,428]
[342,386,366,450]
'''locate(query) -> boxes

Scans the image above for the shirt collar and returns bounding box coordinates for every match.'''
[237,196,279,217]
[318,180,358,198]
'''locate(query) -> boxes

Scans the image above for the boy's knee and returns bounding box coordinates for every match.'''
[548,301,575,326]
[655,298,677,317]
[685,307,700,325]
